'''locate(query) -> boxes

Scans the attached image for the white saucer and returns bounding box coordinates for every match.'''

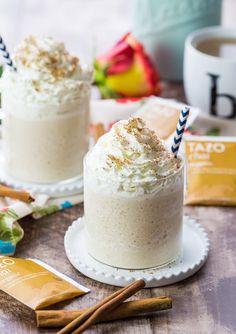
[64,216,210,288]
[0,152,83,197]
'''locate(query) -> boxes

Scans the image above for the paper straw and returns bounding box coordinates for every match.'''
[0,35,16,71]
[171,106,190,157]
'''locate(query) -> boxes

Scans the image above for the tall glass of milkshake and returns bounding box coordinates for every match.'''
[84,117,184,269]
[1,36,92,183]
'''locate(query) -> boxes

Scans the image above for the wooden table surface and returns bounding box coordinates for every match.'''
[0,83,236,334]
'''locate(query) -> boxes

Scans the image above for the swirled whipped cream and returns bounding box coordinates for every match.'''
[86,117,181,195]
[0,35,92,104]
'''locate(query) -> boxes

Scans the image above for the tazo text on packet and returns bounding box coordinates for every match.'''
[0,256,89,309]
[185,136,236,206]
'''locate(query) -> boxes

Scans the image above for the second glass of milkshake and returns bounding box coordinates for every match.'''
[1,36,92,183]
[84,117,184,269]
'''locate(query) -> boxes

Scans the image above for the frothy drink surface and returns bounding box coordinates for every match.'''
[84,118,184,269]
[1,36,92,183]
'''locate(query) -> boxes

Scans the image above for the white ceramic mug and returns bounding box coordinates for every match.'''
[184,26,236,119]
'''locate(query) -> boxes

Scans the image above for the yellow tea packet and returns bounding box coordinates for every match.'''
[185,136,236,206]
[0,256,89,309]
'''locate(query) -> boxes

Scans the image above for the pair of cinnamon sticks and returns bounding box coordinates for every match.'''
[58,280,146,334]
[0,184,34,203]
[37,280,172,333]
[36,296,172,328]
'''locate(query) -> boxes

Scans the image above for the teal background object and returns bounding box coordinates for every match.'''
[132,0,222,80]
[0,240,16,255]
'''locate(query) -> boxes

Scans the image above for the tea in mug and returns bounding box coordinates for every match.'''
[197,37,236,59]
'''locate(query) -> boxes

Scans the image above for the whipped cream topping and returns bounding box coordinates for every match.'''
[86,117,181,195]
[0,35,92,104]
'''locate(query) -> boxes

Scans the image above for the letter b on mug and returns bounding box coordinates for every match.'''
[207,73,236,119]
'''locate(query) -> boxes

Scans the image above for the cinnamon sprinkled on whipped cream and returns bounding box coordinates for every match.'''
[15,35,79,80]
[86,117,181,195]
[0,35,92,104]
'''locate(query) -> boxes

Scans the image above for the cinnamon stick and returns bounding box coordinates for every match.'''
[0,185,34,203]
[36,297,172,328]
[57,279,145,334]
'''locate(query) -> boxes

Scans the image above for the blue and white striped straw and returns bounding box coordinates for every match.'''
[0,35,16,71]
[171,106,190,157]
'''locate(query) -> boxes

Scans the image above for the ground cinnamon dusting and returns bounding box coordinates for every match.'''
[15,35,79,80]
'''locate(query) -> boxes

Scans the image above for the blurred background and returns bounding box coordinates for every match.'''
[0,0,235,66]
[0,0,133,65]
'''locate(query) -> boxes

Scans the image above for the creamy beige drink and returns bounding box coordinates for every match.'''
[84,118,184,269]
[1,36,92,183]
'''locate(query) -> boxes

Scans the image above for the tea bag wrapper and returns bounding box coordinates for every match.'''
[135,97,199,144]
[0,256,89,309]
[185,135,236,206]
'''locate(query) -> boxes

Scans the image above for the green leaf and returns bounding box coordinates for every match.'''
[99,84,118,99]
[93,62,106,85]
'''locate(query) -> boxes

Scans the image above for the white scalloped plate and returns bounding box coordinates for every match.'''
[64,216,210,288]
[0,152,83,197]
